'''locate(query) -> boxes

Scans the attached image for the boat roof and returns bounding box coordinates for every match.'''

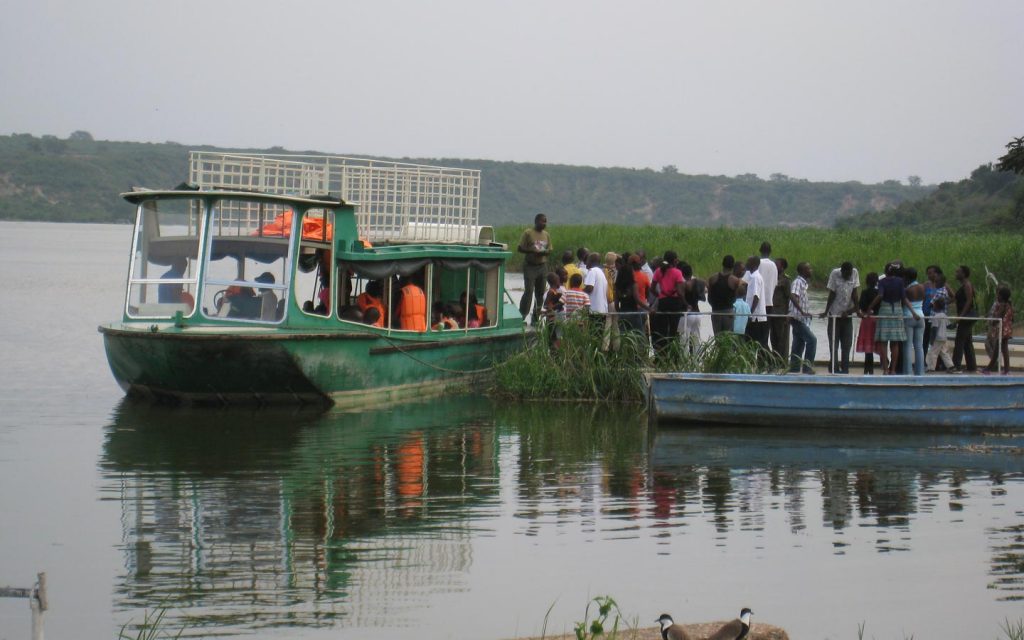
[337,242,510,261]
[121,187,346,208]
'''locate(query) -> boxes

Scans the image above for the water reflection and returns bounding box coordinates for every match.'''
[102,398,503,631]
[100,399,1024,635]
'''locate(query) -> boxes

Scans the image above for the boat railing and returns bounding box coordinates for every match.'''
[543,309,1007,371]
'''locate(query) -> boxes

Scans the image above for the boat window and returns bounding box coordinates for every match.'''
[199,199,292,323]
[126,198,202,319]
[433,259,500,329]
[294,209,334,318]
[337,259,432,331]
[337,258,498,331]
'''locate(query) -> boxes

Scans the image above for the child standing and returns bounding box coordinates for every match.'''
[562,273,590,316]
[542,272,564,323]
[856,272,880,374]
[926,297,954,372]
[984,285,1013,374]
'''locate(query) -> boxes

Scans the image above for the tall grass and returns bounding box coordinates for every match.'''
[492,319,784,402]
[497,225,1022,290]
[118,608,185,640]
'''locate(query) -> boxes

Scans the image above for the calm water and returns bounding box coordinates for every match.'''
[1,221,1022,640]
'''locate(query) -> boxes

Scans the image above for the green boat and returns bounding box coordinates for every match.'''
[99,153,527,407]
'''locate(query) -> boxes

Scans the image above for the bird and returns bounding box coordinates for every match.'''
[706,607,753,640]
[656,613,694,640]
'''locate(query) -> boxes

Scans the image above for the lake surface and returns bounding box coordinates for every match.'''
[1,221,1022,640]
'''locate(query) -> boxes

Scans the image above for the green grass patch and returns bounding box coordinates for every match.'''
[492,319,784,403]
[496,225,1022,290]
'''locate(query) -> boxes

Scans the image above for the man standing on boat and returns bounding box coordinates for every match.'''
[743,255,769,349]
[518,213,551,323]
[789,262,817,373]
[821,261,860,374]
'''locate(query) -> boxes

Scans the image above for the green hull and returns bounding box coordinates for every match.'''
[99,324,525,407]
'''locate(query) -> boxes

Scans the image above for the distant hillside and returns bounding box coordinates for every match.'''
[0,133,931,226]
[835,163,1024,231]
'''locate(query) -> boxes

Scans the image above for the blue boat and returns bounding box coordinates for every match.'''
[646,373,1024,429]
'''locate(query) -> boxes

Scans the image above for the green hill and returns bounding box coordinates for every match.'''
[835,163,1024,231]
[0,132,931,226]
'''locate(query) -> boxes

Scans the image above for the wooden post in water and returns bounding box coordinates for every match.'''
[0,572,47,640]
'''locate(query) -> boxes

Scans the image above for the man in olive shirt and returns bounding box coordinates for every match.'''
[518,213,551,322]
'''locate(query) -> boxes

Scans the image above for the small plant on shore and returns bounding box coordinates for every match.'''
[573,596,635,640]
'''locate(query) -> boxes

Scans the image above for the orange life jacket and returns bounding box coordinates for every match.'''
[356,292,385,328]
[398,284,427,332]
[474,304,487,325]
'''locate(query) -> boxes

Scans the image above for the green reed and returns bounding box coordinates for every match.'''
[497,225,1021,290]
[117,608,185,640]
[492,319,783,402]
[854,618,1024,640]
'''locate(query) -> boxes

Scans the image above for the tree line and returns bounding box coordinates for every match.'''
[0,132,932,227]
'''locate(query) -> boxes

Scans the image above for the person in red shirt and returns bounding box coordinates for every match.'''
[651,250,686,355]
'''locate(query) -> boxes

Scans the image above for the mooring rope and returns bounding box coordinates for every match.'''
[371,330,500,375]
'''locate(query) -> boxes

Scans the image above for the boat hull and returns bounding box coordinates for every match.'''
[647,373,1024,429]
[100,324,524,407]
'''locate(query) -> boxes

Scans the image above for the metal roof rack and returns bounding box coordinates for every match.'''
[189,152,485,244]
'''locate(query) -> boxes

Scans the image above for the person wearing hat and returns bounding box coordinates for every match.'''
[517,213,551,323]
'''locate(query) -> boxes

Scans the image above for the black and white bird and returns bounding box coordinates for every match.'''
[706,607,753,640]
[655,613,694,640]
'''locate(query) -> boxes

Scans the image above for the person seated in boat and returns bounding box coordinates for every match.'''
[363,307,381,326]
[431,302,460,330]
[220,285,259,319]
[254,272,279,321]
[158,256,188,303]
[311,269,330,316]
[339,305,364,323]
[397,275,427,332]
[356,280,386,328]
[459,291,487,327]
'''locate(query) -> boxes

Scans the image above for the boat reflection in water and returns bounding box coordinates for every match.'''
[101,400,1024,637]
[101,397,503,632]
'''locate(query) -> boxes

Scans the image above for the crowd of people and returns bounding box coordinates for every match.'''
[517,215,1016,375]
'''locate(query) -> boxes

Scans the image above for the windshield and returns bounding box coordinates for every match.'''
[125,198,202,319]
[199,199,293,323]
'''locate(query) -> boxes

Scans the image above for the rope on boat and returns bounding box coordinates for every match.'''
[373,332,497,375]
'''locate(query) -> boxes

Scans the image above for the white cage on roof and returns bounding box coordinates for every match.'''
[188,152,488,244]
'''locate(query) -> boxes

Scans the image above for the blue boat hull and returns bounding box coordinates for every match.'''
[647,373,1024,429]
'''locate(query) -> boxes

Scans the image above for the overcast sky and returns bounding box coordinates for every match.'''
[2,0,1022,184]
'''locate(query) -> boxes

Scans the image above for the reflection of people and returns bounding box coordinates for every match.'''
[397,275,427,332]
[158,257,187,303]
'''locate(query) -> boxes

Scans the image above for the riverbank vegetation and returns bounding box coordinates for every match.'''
[495,225,1022,290]
[836,162,1024,231]
[492,323,783,403]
